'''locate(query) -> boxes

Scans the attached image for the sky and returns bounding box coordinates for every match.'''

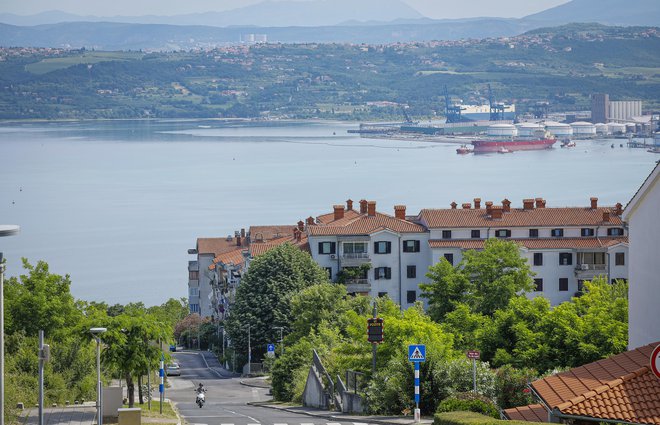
[1,0,571,19]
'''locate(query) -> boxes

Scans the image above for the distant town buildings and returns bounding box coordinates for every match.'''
[623,162,660,350]
[189,197,629,318]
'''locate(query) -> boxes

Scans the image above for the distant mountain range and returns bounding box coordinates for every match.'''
[0,0,658,49]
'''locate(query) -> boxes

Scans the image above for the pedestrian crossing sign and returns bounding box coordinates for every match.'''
[408,344,426,362]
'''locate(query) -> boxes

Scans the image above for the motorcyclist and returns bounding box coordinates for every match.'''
[196,383,206,393]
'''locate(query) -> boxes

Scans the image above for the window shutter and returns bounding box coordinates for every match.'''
[507,230,512,237]
[330,242,336,254]
[374,268,380,280]
[318,242,324,254]
[386,241,392,253]
[415,240,420,251]
[374,242,379,253]
[385,268,391,279]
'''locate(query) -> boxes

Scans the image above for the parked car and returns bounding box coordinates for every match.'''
[169,344,177,352]
[166,363,181,376]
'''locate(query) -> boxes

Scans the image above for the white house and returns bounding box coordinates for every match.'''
[622,161,660,349]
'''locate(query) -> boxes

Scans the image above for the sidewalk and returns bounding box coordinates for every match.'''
[250,402,434,425]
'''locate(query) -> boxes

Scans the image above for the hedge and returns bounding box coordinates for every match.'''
[434,411,534,425]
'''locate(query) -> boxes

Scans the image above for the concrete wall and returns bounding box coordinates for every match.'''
[103,387,123,418]
[302,367,328,409]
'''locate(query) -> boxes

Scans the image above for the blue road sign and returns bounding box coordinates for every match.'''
[408,344,426,362]
[267,343,275,352]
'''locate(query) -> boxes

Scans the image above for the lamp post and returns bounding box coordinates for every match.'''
[245,325,252,376]
[1,224,20,425]
[273,326,284,356]
[90,327,107,425]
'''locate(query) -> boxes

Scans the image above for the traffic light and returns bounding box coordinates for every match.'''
[367,317,384,344]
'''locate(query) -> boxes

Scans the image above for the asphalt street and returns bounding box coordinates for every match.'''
[168,351,373,425]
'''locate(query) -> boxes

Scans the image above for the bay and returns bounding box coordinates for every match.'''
[0,119,656,305]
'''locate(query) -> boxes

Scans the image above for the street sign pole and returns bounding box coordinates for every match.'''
[372,302,377,375]
[414,361,420,410]
[408,344,426,424]
[159,352,164,414]
[472,358,476,392]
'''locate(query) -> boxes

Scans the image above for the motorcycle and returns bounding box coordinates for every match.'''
[195,390,206,408]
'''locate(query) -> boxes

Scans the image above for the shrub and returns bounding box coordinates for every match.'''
[494,365,537,409]
[436,392,499,419]
[433,411,532,425]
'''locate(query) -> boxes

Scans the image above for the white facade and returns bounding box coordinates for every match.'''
[623,163,660,349]
[609,100,642,122]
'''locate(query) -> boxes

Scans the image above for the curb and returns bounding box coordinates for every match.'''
[239,380,271,389]
[247,402,432,425]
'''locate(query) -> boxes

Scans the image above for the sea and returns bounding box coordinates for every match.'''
[0,119,657,305]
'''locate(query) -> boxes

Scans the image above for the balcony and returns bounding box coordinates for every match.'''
[345,279,371,294]
[341,253,371,266]
[575,263,607,280]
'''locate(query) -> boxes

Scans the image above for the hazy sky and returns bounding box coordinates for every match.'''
[2,0,570,19]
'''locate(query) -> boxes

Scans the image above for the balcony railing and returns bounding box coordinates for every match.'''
[342,253,370,260]
[345,278,369,285]
[576,263,607,271]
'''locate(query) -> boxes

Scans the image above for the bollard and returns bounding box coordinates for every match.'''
[414,408,421,423]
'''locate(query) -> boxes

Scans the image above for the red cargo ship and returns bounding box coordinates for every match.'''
[471,137,556,153]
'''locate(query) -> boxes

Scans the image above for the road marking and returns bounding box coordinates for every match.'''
[328,423,342,425]
[354,423,369,425]
[247,423,261,425]
[274,423,288,425]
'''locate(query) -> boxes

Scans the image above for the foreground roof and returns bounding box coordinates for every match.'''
[503,404,548,422]
[308,211,426,236]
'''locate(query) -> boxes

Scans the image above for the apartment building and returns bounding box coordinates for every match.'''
[307,197,628,307]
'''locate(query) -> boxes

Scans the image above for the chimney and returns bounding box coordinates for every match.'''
[485,201,493,215]
[590,197,598,210]
[450,201,458,209]
[394,205,406,220]
[535,198,544,209]
[523,199,535,210]
[603,211,610,222]
[236,235,242,246]
[333,204,345,221]
[297,220,305,232]
[462,203,471,209]
[293,228,299,239]
[490,206,503,220]
[346,199,354,210]
[359,199,368,214]
[306,216,315,226]
[474,198,481,209]
[502,198,511,213]
[615,202,623,215]
[367,201,376,217]
[241,228,246,238]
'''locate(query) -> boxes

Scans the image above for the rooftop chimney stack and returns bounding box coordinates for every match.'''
[502,199,511,213]
[474,198,481,209]
[241,228,246,238]
[490,206,503,220]
[485,201,493,215]
[367,201,377,217]
[333,205,345,221]
[462,203,471,209]
[394,205,406,220]
[346,199,354,210]
[297,220,305,232]
[535,198,544,208]
[306,216,315,226]
[603,211,610,222]
[615,202,623,215]
[591,197,598,210]
[523,199,535,211]
[236,235,242,246]
[360,199,368,214]
[450,201,458,209]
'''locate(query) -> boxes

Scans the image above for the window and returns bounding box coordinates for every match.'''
[442,230,452,239]
[189,287,199,297]
[407,290,417,303]
[551,228,564,237]
[559,278,569,292]
[325,267,333,279]
[559,253,573,265]
[341,266,368,280]
[471,229,481,239]
[374,267,392,280]
[407,265,417,278]
[189,270,199,280]
[615,252,625,266]
[495,229,511,238]
[343,242,367,255]
[529,228,539,238]
[534,278,543,292]
[374,241,392,254]
[608,228,624,236]
[403,240,421,252]
[318,241,336,254]
[190,304,200,313]
[378,292,388,298]
[579,252,605,266]
[444,253,454,266]
[581,228,595,237]
[533,253,543,266]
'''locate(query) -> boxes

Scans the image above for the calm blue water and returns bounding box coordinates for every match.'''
[0,119,657,305]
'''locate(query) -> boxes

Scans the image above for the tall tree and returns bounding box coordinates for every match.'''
[226,243,328,363]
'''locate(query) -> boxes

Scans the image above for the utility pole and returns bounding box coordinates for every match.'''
[247,325,252,376]
[274,326,284,356]
[38,331,45,425]
[372,302,377,374]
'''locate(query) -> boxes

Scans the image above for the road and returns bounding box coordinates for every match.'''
[168,351,372,425]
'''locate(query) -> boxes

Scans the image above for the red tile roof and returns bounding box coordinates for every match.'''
[555,366,660,424]
[197,237,246,255]
[249,236,310,257]
[503,404,548,422]
[429,237,628,250]
[308,212,426,236]
[316,209,362,225]
[420,207,623,229]
[249,225,297,242]
[209,249,246,270]
[532,342,658,410]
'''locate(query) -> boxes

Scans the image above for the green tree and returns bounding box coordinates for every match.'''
[226,243,329,363]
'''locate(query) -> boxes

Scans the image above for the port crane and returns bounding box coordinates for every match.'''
[488,84,506,121]
[444,85,465,123]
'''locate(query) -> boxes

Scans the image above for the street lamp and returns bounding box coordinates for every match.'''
[273,326,285,356]
[1,224,19,425]
[245,325,252,376]
[90,327,107,425]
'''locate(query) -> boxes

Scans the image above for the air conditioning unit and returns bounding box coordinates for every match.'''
[580,264,589,270]
[330,254,336,259]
